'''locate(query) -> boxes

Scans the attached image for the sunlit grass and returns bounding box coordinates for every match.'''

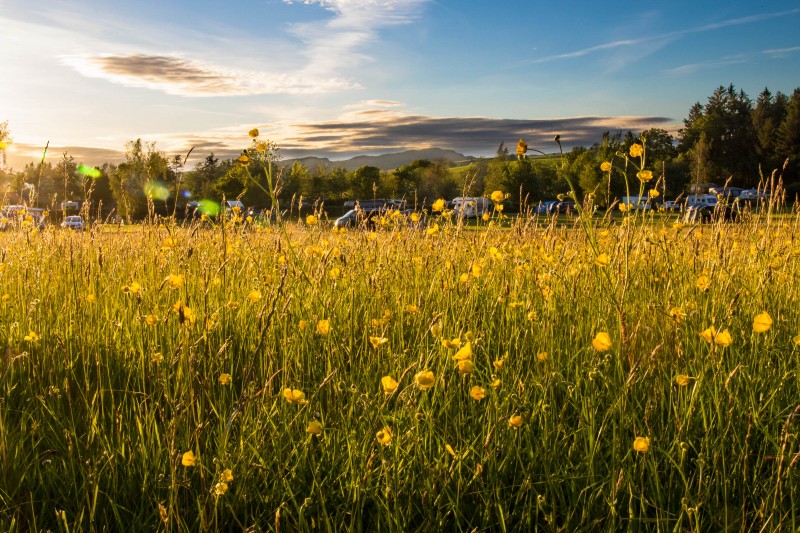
[0,199,798,531]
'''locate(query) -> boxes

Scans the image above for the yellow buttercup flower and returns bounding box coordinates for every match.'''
[381,375,398,395]
[306,215,318,226]
[85,294,97,304]
[452,342,472,361]
[213,482,228,496]
[699,326,716,344]
[629,143,644,158]
[415,370,436,390]
[592,332,612,351]
[429,323,442,338]
[696,275,711,292]
[669,307,686,323]
[370,336,388,348]
[376,426,392,445]
[221,469,234,483]
[714,329,732,348]
[248,128,259,138]
[306,420,323,436]
[316,319,331,335]
[595,253,610,267]
[633,437,650,453]
[122,281,143,296]
[508,414,524,428]
[182,451,196,466]
[426,223,439,236]
[753,312,773,333]
[432,199,445,212]
[675,374,690,387]
[600,161,612,172]
[469,385,485,401]
[490,190,505,204]
[648,188,660,198]
[283,388,308,404]
[247,289,262,302]
[219,373,232,385]
[165,274,184,289]
[456,359,474,375]
[24,331,40,342]
[145,314,158,326]
[636,170,653,182]
[536,352,548,362]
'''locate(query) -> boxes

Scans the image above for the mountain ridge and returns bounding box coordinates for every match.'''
[280,148,477,171]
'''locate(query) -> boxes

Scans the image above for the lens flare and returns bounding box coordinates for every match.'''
[77,164,101,178]
[144,180,170,201]
[198,199,220,216]
[181,190,192,198]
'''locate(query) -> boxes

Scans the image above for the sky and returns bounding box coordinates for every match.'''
[1,0,799,170]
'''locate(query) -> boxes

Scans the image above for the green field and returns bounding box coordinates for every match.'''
[1,202,800,531]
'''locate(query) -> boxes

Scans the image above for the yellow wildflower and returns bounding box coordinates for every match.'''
[219,373,232,385]
[592,332,612,351]
[675,374,690,387]
[316,319,331,335]
[452,342,472,361]
[306,420,323,436]
[306,215,318,226]
[415,370,436,390]
[247,290,262,302]
[753,312,773,333]
[283,388,308,404]
[633,437,650,453]
[600,161,612,172]
[636,170,653,182]
[490,190,505,204]
[376,426,392,445]
[431,199,445,212]
[629,143,644,158]
[182,451,196,466]
[456,359,474,374]
[370,336,388,348]
[165,274,184,289]
[508,415,524,428]
[469,385,485,401]
[381,375,398,395]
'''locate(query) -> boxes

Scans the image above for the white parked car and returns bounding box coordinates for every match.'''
[62,215,84,230]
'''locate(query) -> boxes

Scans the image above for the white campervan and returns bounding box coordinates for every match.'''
[452,197,492,218]
[685,194,718,208]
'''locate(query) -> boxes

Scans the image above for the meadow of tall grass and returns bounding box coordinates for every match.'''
[1,139,799,531]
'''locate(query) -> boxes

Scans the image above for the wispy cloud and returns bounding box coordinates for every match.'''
[668,57,747,75]
[63,54,357,96]
[529,7,800,65]
[763,45,800,57]
[285,0,429,76]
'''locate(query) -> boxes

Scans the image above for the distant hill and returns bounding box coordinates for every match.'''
[281,148,476,171]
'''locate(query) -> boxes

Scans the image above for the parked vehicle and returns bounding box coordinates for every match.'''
[621,196,652,210]
[451,197,492,218]
[62,215,84,230]
[738,189,770,200]
[685,194,718,209]
[534,201,557,214]
[662,200,681,211]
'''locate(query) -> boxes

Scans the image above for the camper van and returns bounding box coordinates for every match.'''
[685,194,718,208]
[451,197,492,218]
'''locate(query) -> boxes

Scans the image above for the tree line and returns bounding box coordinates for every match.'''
[1,83,799,219]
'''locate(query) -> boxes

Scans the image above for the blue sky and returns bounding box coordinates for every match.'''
[1,0,799,168]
